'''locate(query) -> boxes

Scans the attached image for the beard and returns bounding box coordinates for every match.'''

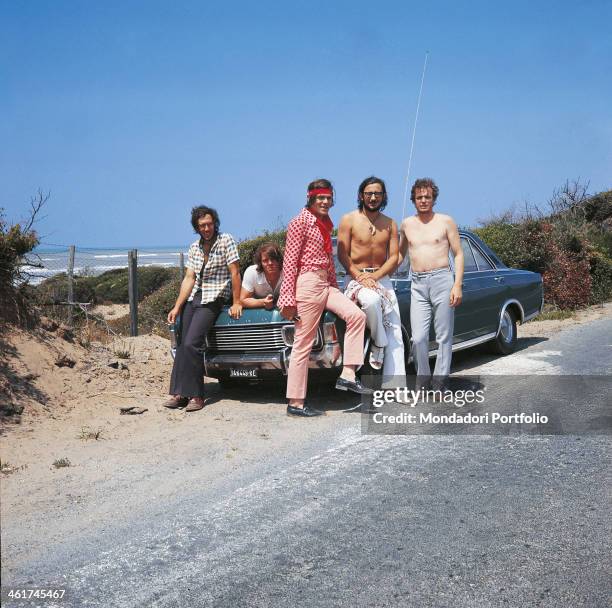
[363,200,384,213]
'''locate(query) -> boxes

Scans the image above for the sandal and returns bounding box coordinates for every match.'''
[369,344,385,370]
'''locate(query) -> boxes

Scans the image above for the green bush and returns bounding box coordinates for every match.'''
[475,185,612,310]
[588,228,612,258]
[35,272,96,305]
[132,276,182,336]
[35,265,179,305]
[583,189,612,225]
[0,209,39,324]
[589,251,612,304]
[92,266,178,303]
[473,220,550,273]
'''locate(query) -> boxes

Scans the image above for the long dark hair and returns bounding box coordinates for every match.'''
[357,176,388,211]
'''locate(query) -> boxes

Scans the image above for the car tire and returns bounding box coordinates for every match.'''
[490,308,517,355]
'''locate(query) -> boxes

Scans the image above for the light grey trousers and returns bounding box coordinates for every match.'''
[410,268,455,386]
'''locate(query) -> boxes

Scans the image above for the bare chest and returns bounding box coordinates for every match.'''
[406,221,447,249]
[352,216,391,247]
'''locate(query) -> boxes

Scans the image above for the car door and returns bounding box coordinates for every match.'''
[466,236,508,335]
[462,235,508,337]
[451,236,503,341]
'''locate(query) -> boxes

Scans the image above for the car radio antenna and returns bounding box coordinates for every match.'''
[401,51,429,220]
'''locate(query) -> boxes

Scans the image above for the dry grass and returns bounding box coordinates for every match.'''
[52,457,71,469]
[78,427,104,441]
[532,305,576,322]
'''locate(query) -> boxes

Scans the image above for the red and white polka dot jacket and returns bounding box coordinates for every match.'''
[278,207,338,308]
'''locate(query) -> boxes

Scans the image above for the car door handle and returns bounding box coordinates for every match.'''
[494,277,505,283]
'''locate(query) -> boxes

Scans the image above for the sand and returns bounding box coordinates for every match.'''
[1,303,610,522]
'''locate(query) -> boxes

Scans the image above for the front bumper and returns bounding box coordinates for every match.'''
[204,343,343,377]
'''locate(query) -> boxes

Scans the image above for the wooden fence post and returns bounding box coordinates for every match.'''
[67,245,76,325]
[128,249,138,336]
[179,252,185,277]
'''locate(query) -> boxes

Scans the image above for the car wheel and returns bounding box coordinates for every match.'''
[491,308,517,355]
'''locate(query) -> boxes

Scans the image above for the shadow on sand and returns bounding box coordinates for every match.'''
[0,325,48,425]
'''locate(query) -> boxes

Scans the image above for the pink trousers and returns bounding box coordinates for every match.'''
[286,270,366,399]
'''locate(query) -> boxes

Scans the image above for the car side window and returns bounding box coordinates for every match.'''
[461,238,478,272]
[471,243,494,270]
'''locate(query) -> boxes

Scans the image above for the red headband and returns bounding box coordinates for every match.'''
[308,188,333,198]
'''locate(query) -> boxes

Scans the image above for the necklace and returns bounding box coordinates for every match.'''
[362,211,381,236]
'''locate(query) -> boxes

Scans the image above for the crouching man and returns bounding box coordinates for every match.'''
[165,206,242,412]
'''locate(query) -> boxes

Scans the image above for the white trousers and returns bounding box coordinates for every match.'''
[354,275,406,379]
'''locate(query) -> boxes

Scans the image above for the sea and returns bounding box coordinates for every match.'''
[25,245,188,285]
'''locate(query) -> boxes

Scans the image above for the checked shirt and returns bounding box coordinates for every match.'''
[278,207,338,308]
[186,233,239,304]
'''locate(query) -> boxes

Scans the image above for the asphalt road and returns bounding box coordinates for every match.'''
[2,318,611,608]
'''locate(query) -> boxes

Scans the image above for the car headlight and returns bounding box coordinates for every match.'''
[322,321,338,343]
[282,324,325,348]
[281,324,295,346]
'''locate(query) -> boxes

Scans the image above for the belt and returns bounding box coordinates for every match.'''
[359,267,380,273]
[411,266,451,278]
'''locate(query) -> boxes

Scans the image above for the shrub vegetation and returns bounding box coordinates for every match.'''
[0,193,46,325]
[474,183,612,309]
[35,266,179,306]
[134,275,182,335]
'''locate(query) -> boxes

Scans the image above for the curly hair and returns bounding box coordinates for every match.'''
[357,176,388,211]
[305,178,335,208]
[254,242,284,273]
[190,205,220,234]
[410,178,439,203]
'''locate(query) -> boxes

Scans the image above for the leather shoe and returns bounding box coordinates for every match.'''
[286,405,325,417]
[335,377,374,395]
[163,396,188,409]
[185,397,205,412]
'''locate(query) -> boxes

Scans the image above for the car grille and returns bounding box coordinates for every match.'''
[207,323,287,352]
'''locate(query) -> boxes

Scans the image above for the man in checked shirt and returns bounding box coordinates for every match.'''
[164,206,242,412]
[278,178,372,418]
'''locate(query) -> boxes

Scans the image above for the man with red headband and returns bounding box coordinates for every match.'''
[278,178,370,417]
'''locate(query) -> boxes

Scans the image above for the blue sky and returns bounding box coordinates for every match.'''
[2,0,610,248]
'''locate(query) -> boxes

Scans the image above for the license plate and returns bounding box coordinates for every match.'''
[229,368,258,378]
